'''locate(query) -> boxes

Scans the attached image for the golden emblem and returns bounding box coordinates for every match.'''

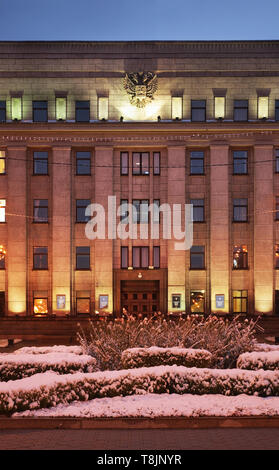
[123,72,158,108]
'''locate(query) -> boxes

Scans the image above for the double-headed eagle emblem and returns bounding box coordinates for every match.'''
[123,72,158,108]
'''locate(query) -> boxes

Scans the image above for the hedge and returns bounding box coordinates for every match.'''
[237,351,279,371]
[1,365,279,415]
[121,347,212,369]
[0,353,97,382]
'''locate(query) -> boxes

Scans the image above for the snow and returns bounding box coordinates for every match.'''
[254,343,279,352]
[0,352,93,366]
[14,393,279,418]
[13,345,83,355]
[237,351,279,370]
[123,346,210,357]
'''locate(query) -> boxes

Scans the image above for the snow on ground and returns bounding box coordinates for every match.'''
[14,393,279,418]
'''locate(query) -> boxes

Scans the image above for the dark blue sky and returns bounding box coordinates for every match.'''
[0,0,278,41]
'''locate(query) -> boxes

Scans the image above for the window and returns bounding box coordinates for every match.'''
[172,96,183,120]
[120,152,129,175]
[275,245,279,269]
[75,101,90,122]
[234,100,248,121]
[233,198,248,222]
[0,101,6,122]
[153,246,160,268]
[0,199,6,223]
[233,151,248,175]
[98,96,108,120]
[214,96,225,119]
[132,246,149,268]
[76,292,91,314]
[191,100,206,122]
[132,199,149,223]
[33,101,48,122]
[121,246,129,268]
[56,97,67,121]
[275,100,279,121]
[76,246,90,270]
[190,246,205,269]
[120,199,129,224]
[132,152,149,175]
[76,151,91,175]
[233,245,248,269]
[276,197,279,220]
[153,199,160,224]
[0,250,5,269]
[153,152,160,175]
[275,149,279,173]
[33,247,48,270]
[191,291,205,313]
[33,297,48,315]
[190,199,205,222]
[76,199,91,223]
[232,290,248,314]
[33,199,48,223]
[258,96,268,119]
[33,151,48,175]
[0,151,6,174]
[190,151,204,175]
[11,96,22,121]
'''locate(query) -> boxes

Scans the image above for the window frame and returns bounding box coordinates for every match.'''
[190,198,205,222]
[233,198,248,223]
[191,100,206,122]
[121,246,129,268]
[76,199,91,223]
[76,151,91,176]
[32,101,48,123]
[153,246,160,269]
[132,246,149,269]
[233,100,248,122]
[232,290,248,314]
[190,246,205,270]
[33,151,48,175]
[0,151,6,175]
[33,199,49,223]
[33,246,48,270]
[76,295,91,315]
[132,152,150,175]
[233,245,248,270]
[76,246,90,270]
[75,100,90,123]
[153,152,161,175]
[233,150,248,175]
[190,151,205,175]
[0,101,6,122]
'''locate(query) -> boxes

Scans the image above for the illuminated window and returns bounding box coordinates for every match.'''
[233,290,248,314]
[76,292,91,314]
[33,199,48,223]
[214,96,225,119]
[33,151,48,175]
[33,247,48,270]
[121,246,129,268]
[191,100,206,122]
[172,96,183,120]
[191,291,205,313]
[0,101,6,122]
[33,101,48,122]
[0,151,6,174]
[33,297,48,315]
[190,151,204,175]
[258,96,269,119]
[233,245,248,269]
[76,199,91,223]
[76,151,91,175]
[76,246,90,270]
[190,199,205,222]
[98,96,108,120]
[234,100,248,121]
[275,245,279,269]
[0,200,6,222]
[75,101,90,122]
[11,96,22,121]
[132,152,149,175]
[0,246,5,269]
[56,97,67,121]
[190,246,205,269]
[233,199,248,222]
[233,150,248,174]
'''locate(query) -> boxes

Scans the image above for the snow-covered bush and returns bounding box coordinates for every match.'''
[0,353,97,382]
[0,365,278,415]
[121,347,212,369]
[237,351,279,371]
[14,345,83,355]
[77,315,258,370]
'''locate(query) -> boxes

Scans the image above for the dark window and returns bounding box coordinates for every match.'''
[76,151,91,175]
[76,295,91,314]
[275,245,279,269]
[121,246,129,268]
[233,290,248,314]
[275,149,279,173]
[76,199,91,222]
[191,100,206,122]
[153,152,160,175]
[153,246,160,268]
[33,247,48,270]
[75,101,90,122]
[132,199,149,223]
[132,152,149,175]
[233,198,248,222]
[33,199,48,223]
[190,151,204,175]
[120,152,129,175]
[132,246,149,268]
[275,100,279,121]
[190,246,205,269]
[233,245,248,269]
[33,151,48,175]
[234,100,248,121]
[233,151,248,175]
[120,199,129,224]
[33,101,48,122]
[276,197,279,220]
[190,291,205,313]
[190,199,205,222]
[0,101,6,122]
[76,246,90,270]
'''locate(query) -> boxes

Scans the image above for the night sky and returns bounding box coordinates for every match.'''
[0,0,279,41]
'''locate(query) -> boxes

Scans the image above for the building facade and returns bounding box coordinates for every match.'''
[0,40,279,317]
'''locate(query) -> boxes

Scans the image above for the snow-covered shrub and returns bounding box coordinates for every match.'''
[0,353,97,382]
[237,351,279,371]
[14,345,83,355]
[1,365,278,415]
[253,343,279,352]
[77,315,258,370]
[121,347,212,369]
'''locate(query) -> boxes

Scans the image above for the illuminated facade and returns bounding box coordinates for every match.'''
[0,40,279,317]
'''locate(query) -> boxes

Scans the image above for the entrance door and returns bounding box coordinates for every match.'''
[275,291,279,316]
[121,280,160,316]
[0,292,5,316]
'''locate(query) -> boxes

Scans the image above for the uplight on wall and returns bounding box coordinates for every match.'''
[11,96,22,120]
[214,96,225,119]
[258,96,269,119]
[98,96,109,120]
[171,96,183,120]
[56,97,67,121]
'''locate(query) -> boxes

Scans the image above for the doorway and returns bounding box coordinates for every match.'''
[121,280,160,315]
[275,290,279,316]
[0,292,5,316]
